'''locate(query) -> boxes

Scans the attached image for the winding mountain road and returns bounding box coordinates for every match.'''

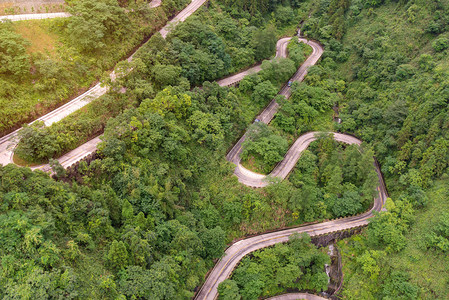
[194,36,388,300]
[232,132,361,188]
[195,130,387,300]
[216,37,292,87]
[0,32,305,171]
[1,5,389,300]
[226,38,323,187]
[0,0,202,168]
[160,0,207,38]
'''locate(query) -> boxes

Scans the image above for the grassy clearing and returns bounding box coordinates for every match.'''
[0,3,173,136]
[13,19,59,55]
[12,153,40,167]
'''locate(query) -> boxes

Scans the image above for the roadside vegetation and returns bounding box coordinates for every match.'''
[338,179,449,299]
[0,0,349,298]
[2,0,449,298]
[13,2,312,164]
[0,0,187,136]
[218,233,330,299]
[297,0,449,298]
[240,78,337,173]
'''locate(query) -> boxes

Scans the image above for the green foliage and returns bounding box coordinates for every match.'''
[0,0,172,135]
[289,135,377,220]
[260,58,296,84]
[218,279,242,300]
[381,271,419,300]
[7,0,449,298]
[107,240,129,271]
[15,92,134,163]
[432,36,449,52]
[302,0,350,40]
[67,0,129,52]
[226,233,330,299]
[252,25,277,61]
[274,83,336,133]
[0,164,119,298]
[15,121,61,163]
[426,212,449,252]
[252,80,277,104]
[339,179,449,299]
[287,38,313,67]
[241,123,288,173]
[367,199,414,253]
[0,22,30,77]
[200,226,227,259]
[274,6,296,27]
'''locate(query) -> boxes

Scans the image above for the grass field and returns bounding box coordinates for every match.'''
[0,4,170,136]
[13,19,59,55]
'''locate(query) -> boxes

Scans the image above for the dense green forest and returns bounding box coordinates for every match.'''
[2,0,449,299]
[299,0,449,298]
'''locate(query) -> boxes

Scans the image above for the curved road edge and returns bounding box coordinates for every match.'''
[196,36,388,300]
[2,36,301,171]
[234,132,361,187]
[194,152,387,300]
[226,38,324,185]
[266,293,327,300]
[0,0,203,167]
[0,0,162,22]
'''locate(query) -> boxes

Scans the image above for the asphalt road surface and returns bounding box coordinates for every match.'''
[216,37,292,87]
[195,36,388,300]
[0,0,202,168]
[231,132,361,188]
[160,0,207,38]
[266,294,327,300]
[1,8,389,300]
[194,158,387,300]
[226,38,324,187]
[0,34,311,171]
[0,12,70,22]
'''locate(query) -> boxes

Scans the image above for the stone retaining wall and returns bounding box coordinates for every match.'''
[53,151,99,182]
[311,226,366,299]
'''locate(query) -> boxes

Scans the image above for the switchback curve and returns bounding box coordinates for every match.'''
[195,38,387,300]
[1,35,303,171]
[226,38,323,187]
[194,162,386,300]
[232,132,361,188]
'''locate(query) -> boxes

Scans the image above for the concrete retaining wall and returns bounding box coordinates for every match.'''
[53,151,99,182]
